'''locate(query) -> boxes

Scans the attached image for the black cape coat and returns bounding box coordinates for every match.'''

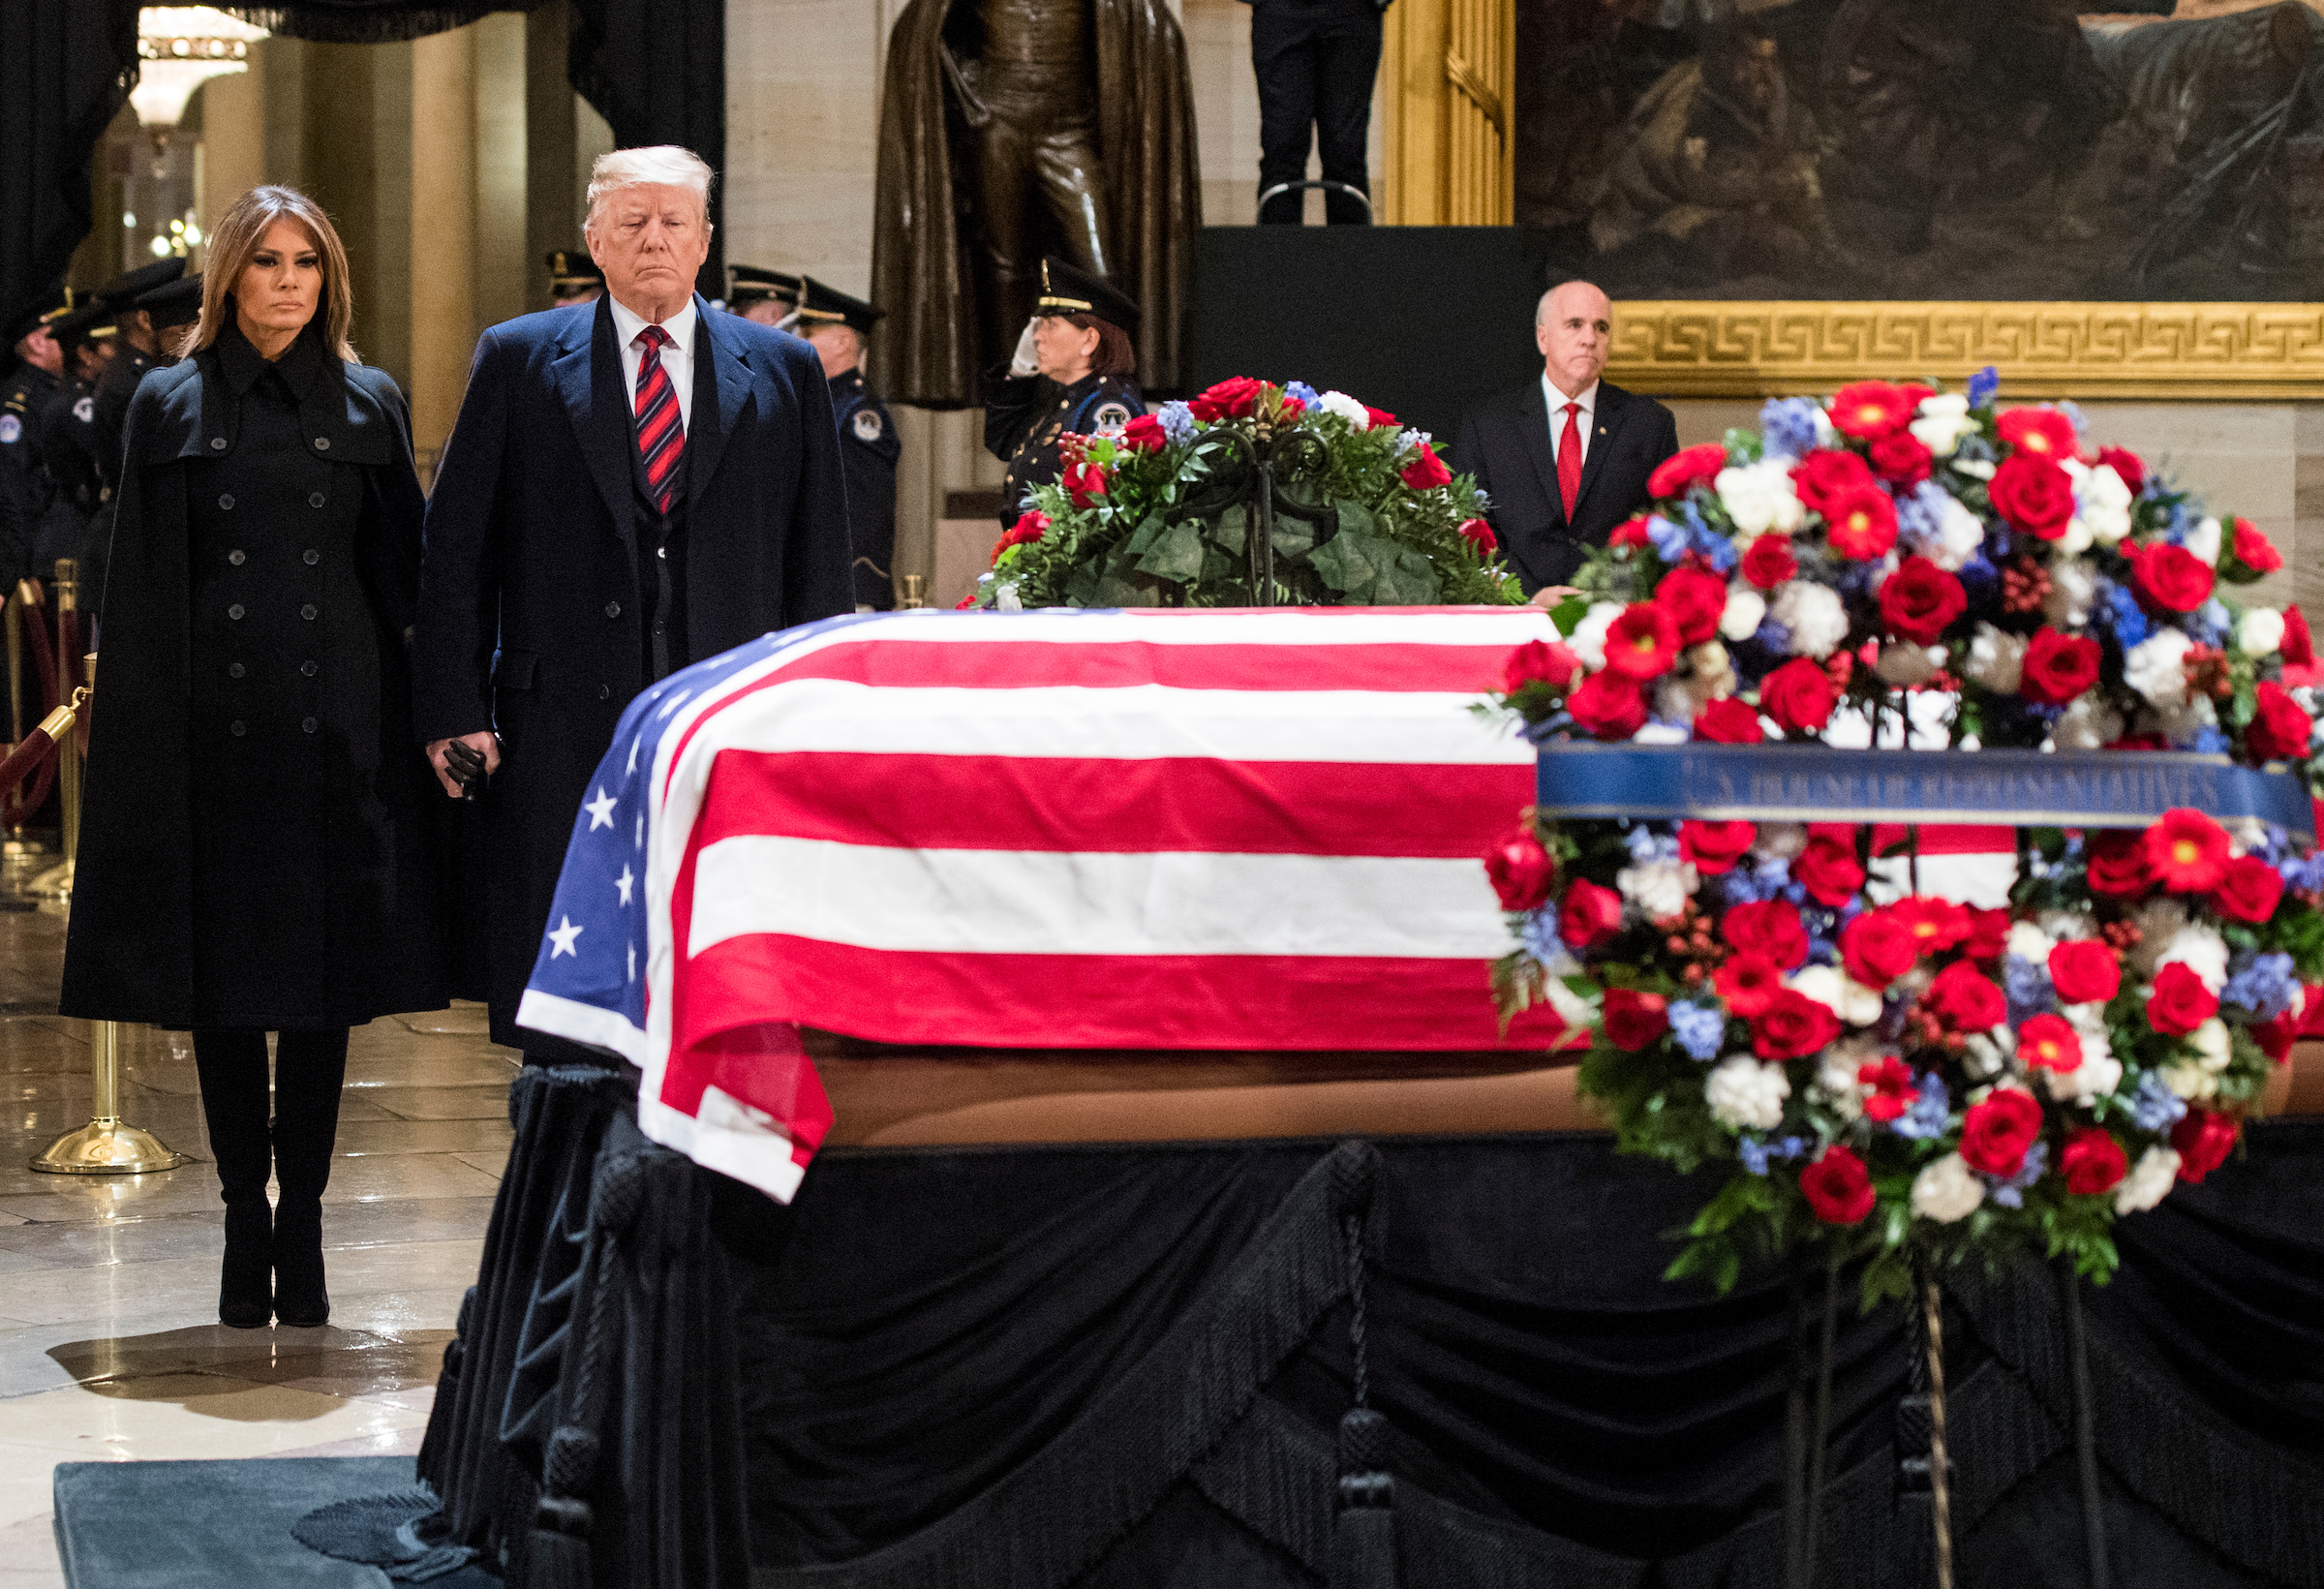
[60,327,450,1028]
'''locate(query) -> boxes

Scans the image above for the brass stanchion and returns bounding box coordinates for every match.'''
[1,583,50,860]
[899,573,927,609]
[28,565,77,901]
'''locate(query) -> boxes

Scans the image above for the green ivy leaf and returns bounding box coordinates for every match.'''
[1209,505,1248,556]
[1134,518,1208,583]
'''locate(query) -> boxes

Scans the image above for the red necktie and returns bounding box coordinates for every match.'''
[1558,401,1583,521]
[632,323,685,515]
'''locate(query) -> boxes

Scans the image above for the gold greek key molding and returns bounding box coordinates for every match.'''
[1605,301,2324,402]
[1444,48,1504,138]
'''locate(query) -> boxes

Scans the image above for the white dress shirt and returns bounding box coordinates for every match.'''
[1542,375,1600,469]
[608,293,697,433]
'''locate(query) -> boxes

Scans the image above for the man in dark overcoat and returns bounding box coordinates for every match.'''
[413,145,855,1060]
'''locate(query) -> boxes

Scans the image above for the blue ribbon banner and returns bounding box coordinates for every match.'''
[1535,744,2316,840]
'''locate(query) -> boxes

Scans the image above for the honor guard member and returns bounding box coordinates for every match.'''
[33,299,117,579]
[982,257,1142,526]
[791,276,899,609]
[2,290,73,584]
[81,262,196,616]
[727,264,802,327]
[545,247,602,308]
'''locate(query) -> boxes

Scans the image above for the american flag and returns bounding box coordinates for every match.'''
[514,605,1575,1201]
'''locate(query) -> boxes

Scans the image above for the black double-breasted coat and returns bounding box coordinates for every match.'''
[60,321,450,1029]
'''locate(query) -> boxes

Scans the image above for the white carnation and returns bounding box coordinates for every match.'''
[2182,516,2222,566]
[2053,691,2125,751]
[1964,623,2027,693]
[2041,1049,2121,1107]
[2043,558,2097,629]
[1705,1054,1790,1131]
[2075,462,2134,547]
[1715,459,1806,536]
[2124,628,2193,710]
[1925,495,1989,571]
[1909,393,1977,459]
[1617,859,1698,922]
[2155,923,2230,994]
[1789,965,1884,1027]
[2238,608,2285,658]
[1721,587,1768,643]
[1568,601,1624,671]
[1911,1153,1985,1224]
[1773,581,1850,658]
[2114,1146,2182,1214]
[1875,641,1940,688]
[1317,390,1370,428]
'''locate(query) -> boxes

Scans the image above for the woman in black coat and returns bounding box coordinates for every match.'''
[60,185,447,1328]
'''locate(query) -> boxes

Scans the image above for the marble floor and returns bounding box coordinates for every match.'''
[0,895,515,1587]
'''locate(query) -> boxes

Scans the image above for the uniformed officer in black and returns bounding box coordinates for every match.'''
[31,299,116,578]
[728,263,802,327]
[82,262,197,615]
[982,257,1143,526]
[546,247,602,308]
[788,276,899,610]
[2,290,73,584]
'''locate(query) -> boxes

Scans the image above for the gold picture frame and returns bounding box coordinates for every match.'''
[1605,301,2324,403]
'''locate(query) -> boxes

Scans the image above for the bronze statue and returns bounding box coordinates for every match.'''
[872,0,1200,408]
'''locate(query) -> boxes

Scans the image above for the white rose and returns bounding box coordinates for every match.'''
[1772,581,1850,659]
[1789,965,1884,1027]
[2114,1146,2183,1214]
[2182,516,2222,566]
[1911,1153,1985,1224]
[1705,1054,1790,1131]
[1569,601,1624,671]
[2053,691,2125,751]
[1318,390,1369,428]
[2043,558,2097,629]
[2188,1016,2232,1071]
[1715,459,1806,536]
[2005,920,2057,963]
[2075,462,2134,547]
[1875,641,1940,688]
[1721,587,1768,643]
[1617,859,1698,923]
[2238,608,2285,658]
[1925,495,1989,571]
[1963,623,2027,694]
[2124,628,2193,710]
[1909,393,1977,459]
[2053,466,2096,557]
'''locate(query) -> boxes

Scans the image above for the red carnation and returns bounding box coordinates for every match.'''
[1988,453,2076,540]
[1189,377,1264,421]
[1560,878,1624,950]
[1714,952,1787,1017]
[1363,406,1398,431]
[1790,448,1878,515]
[1119,413,1169,453]
[2211,855,2285,925]
[1960,1086,2043,1177]
[2061,1128,2128,1197]
[2131,542,2216,614]
[2047,939,2121,1005]
[1603,988,1670,1052]
[1760,657,1838,734]
[2229,516,2282,574]
[1996,405,2078,461]
[2019,626,2101,706]
[1504,639,1581,695]
[1458,517,1498,554]
[1858,1057,1917,1123]
[2017,1012,2083,1074]
[1798,1145,1876,1224]
[1610,515,1653,550]
[1484,827,1556,912]
[1062,458,1110,508]
[1740,535,1798,591]
[1727,900,1810,969]
[1752,988,1841,1060]
[1399,442,1452,491]
[1963,906,2010,962]
[1822,486,1900,561]
[1793,833,1866,907]
[1869,430,1934,488]
[2143,808,2230,893]
[1604,603,1682,681]
[1694,697,1765,744]
[2246,681,2312,763]
[2147,963,2218,1036]
[1646,442,1728,501]
[2096,445,2145,494]
[1679,819,1757,875]
[1658,566,1729,647]
[2085,829,2156,900]
[2170,1108,2239,1183]
[2283,604,2315,668]
[1841,909,1920,988]
[1827,382,1916,440]
[1893,896,1972,954]
[1925,960,2005,1031]
[1567,669,1648,740]
[1880,557,1967,643]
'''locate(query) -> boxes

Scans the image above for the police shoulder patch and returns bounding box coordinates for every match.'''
[72,397,94,424]
[1090,402,1131,436]
[851,408,884,443]
[0,414,17,444]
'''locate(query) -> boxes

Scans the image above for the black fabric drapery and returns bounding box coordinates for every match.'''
[567,0,726,300]
[222,4,530,42]
[0,0,139,348]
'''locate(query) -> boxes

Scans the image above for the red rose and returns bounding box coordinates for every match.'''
[2246,681,2312,763]
[2061,1127,2128,1196]
[1739,535,1798,591]
[2143,808,2230,893]
[2170,1108,2239,1183]
[1363,406,1398,431]
[1960,1086,2043,1176]
[1822,486,1900,561]
[1399,442,1452,491]
[1879,557,1967,643]
[1760,657,1838,734]
[2131,542,2216,613]
[1752,988,1841,1060]
[1504,639,1581,695]
[2249,1005,2304,1063]
[1646,442,1728,501]
[1063,458,1110,508]
[1869,430,1934,488]
[2229,517,2281,574]
[1726,901,1810,969]
[2147,963,2218,1036]
[1484,826,1556,911]
[1793,833,1866,907]
[1658,566,1728,646]
[2085,829,2155,899]
[1790,448,1877,514]
[1714,952,1786,1017]
[1858,1056,1916,1123]
[2019,626,2100,705]
[1988,453,2076,539]
[1798,1145,1876,1224]
[2047,939,2121,1005]
[1963,905,2010,962]
[2283,604,2315,668]
[1604,603,1682,681]
[1604,988,1670,1051]
[1458,517,1498,553]
[1560,878,1624,950]
[1694,697,1765,744]
[1841,909,1919,988]
[2017,1012,2083,1073]
[1827,382,1915,440]
[1925,960,2006,1031]
[1610,515,1653,549]
[1680,819,1757,875]
[2096,445,2145,494]
[1119,413,1169,453]
[991,509,1052,564]
[1567,670,1648,740]
[1996,406,2078,460]
[2211,855,2284,924]
[1894,896,1972,954]
[1189,377,1264,421]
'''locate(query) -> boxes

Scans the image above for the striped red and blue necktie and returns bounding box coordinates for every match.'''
[631,323,685,514]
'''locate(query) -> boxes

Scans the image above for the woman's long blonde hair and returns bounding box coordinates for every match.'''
[194,186,359,363]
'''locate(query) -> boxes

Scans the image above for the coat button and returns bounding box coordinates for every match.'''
[603,601,621,619]
[218,494,234,510]
[313,437,330,450]
[597,685,611,700]
[303,549,320,565]
[308,492,326,508]
[209,437,227,450]
[300,603,318,620]
[301,717,319,733]
[227,603,244,620]
[228,662,245,679]
[229,719,246,736]
[300,660,318,677]
[228,550,244,565]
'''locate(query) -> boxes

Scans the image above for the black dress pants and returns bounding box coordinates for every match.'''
[192,1027,351,1205]
[1252,0,1384,225]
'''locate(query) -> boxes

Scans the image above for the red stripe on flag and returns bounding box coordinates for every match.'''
[739,638,1528,696]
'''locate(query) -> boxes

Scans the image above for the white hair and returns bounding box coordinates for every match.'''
[584,145,716,234]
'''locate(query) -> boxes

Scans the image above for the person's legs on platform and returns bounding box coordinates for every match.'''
[270,1026,351,1328]
[191,1028,273,1328]
[1314,15,1382,224]
[1253,9,1322,224]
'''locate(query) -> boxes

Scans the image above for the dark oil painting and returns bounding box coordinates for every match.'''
[1514,0,2324,301]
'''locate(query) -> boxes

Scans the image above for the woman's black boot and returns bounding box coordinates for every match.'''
[270,1027,351,1329]
[271,1197,329,1327]
[194,1029,276,1328]
[219,1201,273,1329]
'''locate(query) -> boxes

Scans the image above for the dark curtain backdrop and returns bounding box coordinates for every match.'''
[0,0,139,354]
[568,0,726,300]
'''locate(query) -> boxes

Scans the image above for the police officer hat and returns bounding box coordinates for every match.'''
[1034,257,1139,339]
[790,277,884,337]
[727,264,803,310]
[136,273,204,330]
[546,248,603,294]
[48,299,117,352]
[6,287,74,350]
[94,257,186,310]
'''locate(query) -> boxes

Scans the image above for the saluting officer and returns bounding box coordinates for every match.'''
[33,299,116,578]
[789,277,899,610]
[727,264,802,327]
[2,291,74,584]
[545,247,602,308]
[982,257,1143,526]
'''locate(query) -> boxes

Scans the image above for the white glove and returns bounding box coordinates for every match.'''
[1009,317,1041,377]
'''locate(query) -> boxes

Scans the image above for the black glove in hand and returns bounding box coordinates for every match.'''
[443,739,488,801]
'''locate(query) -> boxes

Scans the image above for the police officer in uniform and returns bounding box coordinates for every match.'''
[2,291,74,585]
[982,257,1142,526]
[33,301,120,580]
[545,248,602,308]
[788,277,898,610]
[727,264,802,327]
[83,263,198,616]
